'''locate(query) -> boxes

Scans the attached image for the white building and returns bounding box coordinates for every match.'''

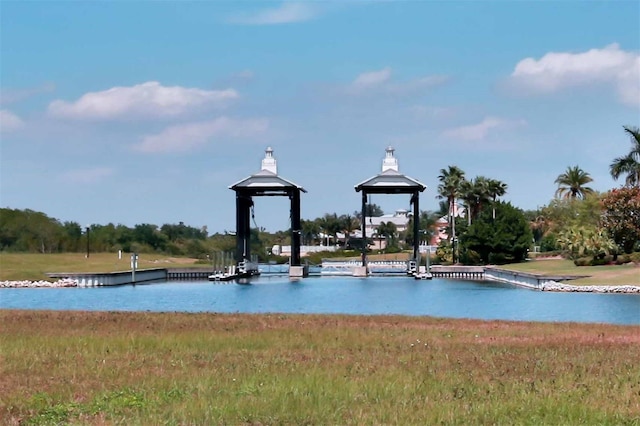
[364,209,411,236]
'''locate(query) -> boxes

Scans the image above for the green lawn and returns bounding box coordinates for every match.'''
[0,252,205,281]
[498,258,640,285]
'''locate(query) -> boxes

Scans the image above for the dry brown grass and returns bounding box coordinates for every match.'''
[2,311,639,425]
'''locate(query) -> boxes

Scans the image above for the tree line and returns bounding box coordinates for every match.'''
[1,190,637,265]
[0,209,211,256]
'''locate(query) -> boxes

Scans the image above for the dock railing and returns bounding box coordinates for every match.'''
[429,265,485,280]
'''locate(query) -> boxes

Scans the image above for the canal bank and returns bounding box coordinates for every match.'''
[47,268,170,287]
[0,265,636,293]
[2,275,639,324]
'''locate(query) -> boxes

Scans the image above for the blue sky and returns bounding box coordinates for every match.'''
[1,1,639,233]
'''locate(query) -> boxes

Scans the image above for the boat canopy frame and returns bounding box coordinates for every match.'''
[355,168,426,268]
[230,170,306,267]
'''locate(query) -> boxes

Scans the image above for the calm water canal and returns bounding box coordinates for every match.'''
[1,276,639,325]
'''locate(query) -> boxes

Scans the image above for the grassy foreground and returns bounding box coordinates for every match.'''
[1,311,639,425]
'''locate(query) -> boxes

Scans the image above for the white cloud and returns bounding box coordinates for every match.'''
[508,43,640,107]
[228,2,319,25]
[61,167,114,184]
[135,116,269,153]
[616,57,640,106]
[349,67,449,95]
[352,67,392,90]
[0,109,25,132]
[443,117,527,141]
[47,81,238,120]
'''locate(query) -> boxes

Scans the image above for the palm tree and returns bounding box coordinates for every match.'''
[317,213,340,247]
[487,178,508,219]
[437,166,466,241]
[405,210,438,247]
[610,126,640,187]
[554,166,594,199]
[459,177,491,225]
[459,180,474,226]
[301,219,320,246]
[339,214,359,249]
[376,221,398,252]
[530,213,551,245]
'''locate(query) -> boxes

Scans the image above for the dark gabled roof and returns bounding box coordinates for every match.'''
[355,169,426,194]
[230,169,307,193]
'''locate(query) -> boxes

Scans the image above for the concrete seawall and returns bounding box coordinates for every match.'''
[428,266,640,293]
[484,266,640,293]
[430,266,485,279]
[3,265,639,293]
[484,267,557,290]
[47,268,168,287]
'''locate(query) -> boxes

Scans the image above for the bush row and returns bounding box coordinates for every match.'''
[573,252,640,266]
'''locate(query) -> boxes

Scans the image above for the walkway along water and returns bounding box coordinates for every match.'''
[3,265,634,292]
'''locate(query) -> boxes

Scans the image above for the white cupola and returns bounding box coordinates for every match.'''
[382,146,399,172]
[261,146,277,174]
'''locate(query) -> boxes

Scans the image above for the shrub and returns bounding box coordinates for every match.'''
[540,233,559,252]
[488,252,511,265]
[460,202,532,265]
[386,245,402,254]
[614,254,632,264]
[529,250,563,259]
[459,249,482,265]
[574,255,615,267]
[573,257,591,267]
[436,242,453,264]
[590,256,608,266]
[557,226,616,260]
[165,242,185,256]
[600,187,640,254]
[129,242,155,254]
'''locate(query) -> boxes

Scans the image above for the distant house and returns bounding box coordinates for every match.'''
[430,215,449,246]
[430,204,465,246]
[334,209,411,250]
[365,209,411,235]
[365,209,411,250]
[332,204,467,251]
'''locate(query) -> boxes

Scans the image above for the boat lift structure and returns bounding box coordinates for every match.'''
[355,146,427,277]
[228,147,308,279]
